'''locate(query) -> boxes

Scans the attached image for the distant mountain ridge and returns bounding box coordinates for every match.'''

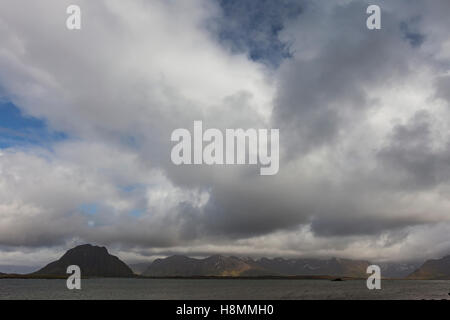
[377,262,419,278]
[256,257,370,277]
[407,255,450,279]
[143,255,371,278]
[0,265,40,274]
[143,255,271,277]
[2,244,448,279]
[34,244,133,277]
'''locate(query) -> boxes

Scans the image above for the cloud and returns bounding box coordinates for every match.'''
[0,0,450,265]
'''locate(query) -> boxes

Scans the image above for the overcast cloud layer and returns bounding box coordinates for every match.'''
[1,0,450,266]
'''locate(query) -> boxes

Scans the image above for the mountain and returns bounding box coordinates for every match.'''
[256,257,370,277]
[407,255,450,280]
[377,262,419,278]
[143,255,270,277]
[143,255,370,277]
[34,244,134,277]
[129,262,151,275]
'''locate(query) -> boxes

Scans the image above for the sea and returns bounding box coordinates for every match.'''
[0,278,449,300]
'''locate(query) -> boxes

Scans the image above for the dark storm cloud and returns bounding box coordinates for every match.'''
[400,20,426,48]
[201,179,309,237]
[160,0,450,244]
[273,1,412,157]
[435,75,450,103]
[378,111,450,191]
[310,215,423,238]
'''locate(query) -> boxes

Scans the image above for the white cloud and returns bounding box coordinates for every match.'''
[0,0,450,265]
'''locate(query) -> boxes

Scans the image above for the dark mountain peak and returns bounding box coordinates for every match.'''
[34,244,133,277]
[160,255,196,264]
[241,256,256,263]
[64,244,108,256]
[166,255,190,260]
[206,254,227,261]
[73,243,102,249]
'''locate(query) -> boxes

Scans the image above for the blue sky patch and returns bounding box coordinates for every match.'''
[0,101,67,149]
[215,0,302,66]
[79,203,99,215]
[129,208,145,218]
[400,21,426,48]
[119,184,145,193]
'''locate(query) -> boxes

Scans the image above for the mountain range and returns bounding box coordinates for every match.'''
[407,255,450,280]
[1,244,449,279]
[142,255,371,278]
[0,265,39,274]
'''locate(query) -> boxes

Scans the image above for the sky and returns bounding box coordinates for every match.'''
[0,0,450,267]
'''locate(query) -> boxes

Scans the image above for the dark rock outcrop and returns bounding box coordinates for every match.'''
[34,244,134,277]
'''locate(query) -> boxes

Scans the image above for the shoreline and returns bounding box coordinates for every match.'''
[2,274,446,280]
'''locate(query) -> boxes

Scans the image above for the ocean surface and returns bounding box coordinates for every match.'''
[1,278,449,300]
